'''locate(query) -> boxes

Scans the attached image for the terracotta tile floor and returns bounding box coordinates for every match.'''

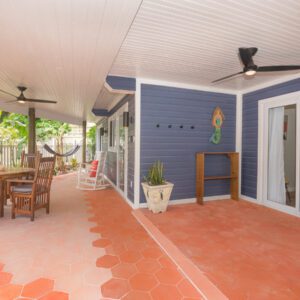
[141,200,300,300]
[86,189,204,300]
[0,174,204,299]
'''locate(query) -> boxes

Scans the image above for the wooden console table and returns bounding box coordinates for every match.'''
[196,152,239,205]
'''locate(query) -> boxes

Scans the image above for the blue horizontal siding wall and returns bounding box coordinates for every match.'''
[242,78,300,199]
[140,84,236,203]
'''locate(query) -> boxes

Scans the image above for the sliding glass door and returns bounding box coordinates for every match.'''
[259,94,300,215]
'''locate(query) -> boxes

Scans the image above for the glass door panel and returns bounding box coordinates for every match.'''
[118,114,125,192]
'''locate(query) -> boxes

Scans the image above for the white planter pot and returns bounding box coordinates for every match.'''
[141,182,174,213]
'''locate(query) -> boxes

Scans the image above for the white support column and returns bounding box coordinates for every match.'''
[134,79,141,208]
[235,93,243,197]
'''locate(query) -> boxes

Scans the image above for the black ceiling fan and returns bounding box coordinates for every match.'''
[212,48,300,83]
[0,86,57,104]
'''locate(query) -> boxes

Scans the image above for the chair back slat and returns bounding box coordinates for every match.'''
[20,150,39,168]
[35,156,56,194]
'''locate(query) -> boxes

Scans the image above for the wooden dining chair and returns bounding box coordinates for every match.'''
[4,151,38,205]
[20,150,38,168]
[8,154,56,221]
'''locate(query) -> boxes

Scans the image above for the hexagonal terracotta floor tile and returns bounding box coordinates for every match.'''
[0,272,13,286]
[158,256,177,269]
[136,258,161,274]
[129,273,158,291]
[96,255,119,268]
[0,284,22,299]
[119,250,141,263]
[112,263,137,279]
[141,247,163,259]
[122,290,152,300]
[151,284,182,300]
[22,278,54,298]
[93,238,111,248]
[101,278,130,299]
[178,279,201,298]
[155,268,182,285]
[39,291,69,300]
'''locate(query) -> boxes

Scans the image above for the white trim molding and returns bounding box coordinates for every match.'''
[134,78,142,208]
[137,77,237,95]
[235,93,243,197]
[240,195,258,204]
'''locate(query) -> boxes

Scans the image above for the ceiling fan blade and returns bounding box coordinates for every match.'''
[211,71,244,83]
[25,99,57,104]
[3,100,18,104]
[257,65,300,72]
[0,89,17,98]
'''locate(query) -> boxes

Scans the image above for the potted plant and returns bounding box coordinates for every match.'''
[141,161,174,213]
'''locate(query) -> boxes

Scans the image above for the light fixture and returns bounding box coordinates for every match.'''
[100,127,104,136]
[245,69,256,76]
[123,112,129,127]
[18,100,25,104]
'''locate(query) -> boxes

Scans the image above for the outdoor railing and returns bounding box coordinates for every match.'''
[0,143,95,167]
[0,144,24,167]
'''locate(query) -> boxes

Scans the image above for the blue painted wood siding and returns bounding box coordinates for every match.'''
[106,76,136,91]
[242,78,300,199]
[140,84,236,203]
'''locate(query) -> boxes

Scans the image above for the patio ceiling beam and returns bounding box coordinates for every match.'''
[82,120,87,163]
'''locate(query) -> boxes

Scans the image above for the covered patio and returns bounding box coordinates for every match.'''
[1,174,300,299]
[1,0,300,299]
[0,174,204,300]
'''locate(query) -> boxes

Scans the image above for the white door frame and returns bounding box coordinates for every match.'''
[116,103,128,197]
[257,91,300,216]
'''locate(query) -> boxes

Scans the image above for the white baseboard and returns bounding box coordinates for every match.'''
[139,197,196,208]
[138,195,233,208]
[203,194,231,201]
[240,194,258,203]
[104,175,136,209]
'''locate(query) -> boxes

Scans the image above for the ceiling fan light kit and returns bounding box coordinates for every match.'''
[212,47,300,83]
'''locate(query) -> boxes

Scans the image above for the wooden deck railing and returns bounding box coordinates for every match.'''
[0,143,94,167]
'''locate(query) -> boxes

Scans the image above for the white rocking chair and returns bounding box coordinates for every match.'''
[77,151,109,190]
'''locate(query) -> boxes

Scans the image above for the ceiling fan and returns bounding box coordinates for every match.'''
[0,86,57,104]
[212,47,300,83]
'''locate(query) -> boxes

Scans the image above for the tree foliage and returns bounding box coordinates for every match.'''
[0,111,71,145]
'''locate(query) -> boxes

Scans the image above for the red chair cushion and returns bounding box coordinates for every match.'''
[89,160,99,177]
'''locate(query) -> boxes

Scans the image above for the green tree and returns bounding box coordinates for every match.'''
[87,125,96,158]
[36,119,71,170]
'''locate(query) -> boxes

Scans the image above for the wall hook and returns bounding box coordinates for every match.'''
[191,126,195,129]
[168,124,172,128]
[156,124,160,128]
[180,125,183,129]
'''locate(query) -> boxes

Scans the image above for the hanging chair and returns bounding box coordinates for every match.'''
[43,144,80,157]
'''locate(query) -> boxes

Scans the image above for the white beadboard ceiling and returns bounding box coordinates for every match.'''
[1,0,299,123]
[110,0,300,91]
[0,0,142,124]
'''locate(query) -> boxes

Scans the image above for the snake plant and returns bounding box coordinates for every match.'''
[144,160,165,186]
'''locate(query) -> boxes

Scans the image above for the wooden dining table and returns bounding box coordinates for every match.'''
[0,167,35,217]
